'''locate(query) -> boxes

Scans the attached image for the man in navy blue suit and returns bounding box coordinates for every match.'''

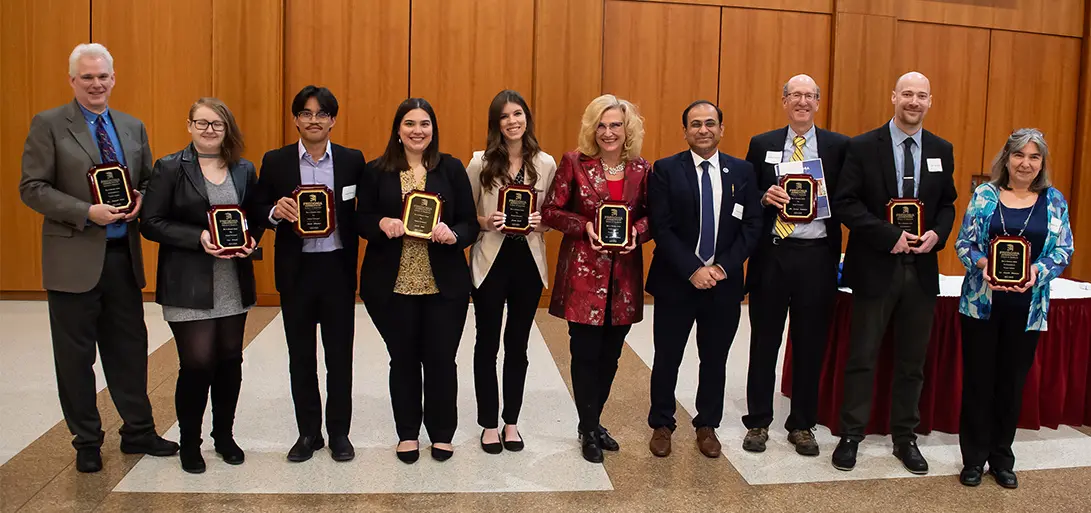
[645,100,763,458]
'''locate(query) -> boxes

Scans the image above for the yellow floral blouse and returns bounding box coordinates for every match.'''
[393,169,439,295]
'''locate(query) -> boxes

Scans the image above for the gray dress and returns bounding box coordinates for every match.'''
[162,173,250,322]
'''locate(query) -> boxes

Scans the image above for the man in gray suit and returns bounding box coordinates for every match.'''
[19,43,177,473]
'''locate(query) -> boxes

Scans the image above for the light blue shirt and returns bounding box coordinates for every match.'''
[297,140,342,253]
[79,102,127,239]
[889,118,922,198]
[778,124,826,239]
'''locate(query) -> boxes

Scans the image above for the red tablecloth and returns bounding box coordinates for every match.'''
[782,292,1091,434]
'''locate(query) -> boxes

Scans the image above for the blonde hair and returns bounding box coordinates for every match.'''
[576,94,644,161]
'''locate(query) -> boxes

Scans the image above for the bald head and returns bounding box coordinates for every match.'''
[891,71,932,133]
[782,74,820,132]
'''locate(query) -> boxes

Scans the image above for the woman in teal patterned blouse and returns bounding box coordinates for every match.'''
[954,128,1074,489]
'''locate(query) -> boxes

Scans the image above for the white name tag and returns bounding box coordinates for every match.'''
[1049,217,1062,233]
[732,203,744,220]
[927,158,943,173]
[342,185,356,200]
[765,151,781,164]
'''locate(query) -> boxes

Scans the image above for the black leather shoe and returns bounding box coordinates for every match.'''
[120,435,180,457]
[179,443,206,474]
[75,448,103,473]
[580,430,604,463]
[329,435,355,462]
[396,441,420,464]
[990,468,1018,489]
[831,438,859,471]
[431,445,454,462]
[960,466,984,486]
[480,429,503,454]
[597,425,619,452]
[893,441,929,475]
[214,438,245,465]
[287,435,324,463]
[502,425,524,452]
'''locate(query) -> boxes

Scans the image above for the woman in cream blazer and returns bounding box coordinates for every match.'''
[467,90,557,454]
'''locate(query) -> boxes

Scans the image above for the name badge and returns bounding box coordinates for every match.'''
[765,151,781,164]
[927,158,943,173]
[732,203,744,220]
[342,185,357,200]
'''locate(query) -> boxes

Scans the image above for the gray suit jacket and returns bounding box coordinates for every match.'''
[19,99,153,293]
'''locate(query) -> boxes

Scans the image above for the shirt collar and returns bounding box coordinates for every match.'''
[690,149,720,172]
[298,139,333,162]
[785,124,816,145]
[78,101,110,125]
[888,118,922,148]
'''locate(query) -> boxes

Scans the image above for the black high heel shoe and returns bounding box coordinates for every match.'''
[396,440,420,464]
[502,425,524,452]
[481,429,503,454]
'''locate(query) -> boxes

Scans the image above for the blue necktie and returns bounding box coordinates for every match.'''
[699,161,715,262]
[95,115,127,238]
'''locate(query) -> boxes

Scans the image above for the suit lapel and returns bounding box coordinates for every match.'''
[918,130,938,199]
[180,145,210,203]
[66,101,101,165]
[331,143,345,195]
[717,152,735,232]
[580,155,611,202]
[877,126,899,198]
[229,161,247,202]
[682,152,700,210]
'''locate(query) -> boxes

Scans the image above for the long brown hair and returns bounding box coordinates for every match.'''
[188,97,244,166]
[376,98,441,172]
[479,90,541,190]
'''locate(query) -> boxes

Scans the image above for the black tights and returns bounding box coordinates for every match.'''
[169,313,247,446]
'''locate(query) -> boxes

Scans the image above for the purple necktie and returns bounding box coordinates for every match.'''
[95,116,119,163]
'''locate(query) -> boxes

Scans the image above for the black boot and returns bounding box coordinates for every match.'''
[211,358,244,465]
[179,438,206,474]
[176,366,212,474]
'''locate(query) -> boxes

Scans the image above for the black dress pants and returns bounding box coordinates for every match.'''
[568,308,631,434]
[169,313,246,445]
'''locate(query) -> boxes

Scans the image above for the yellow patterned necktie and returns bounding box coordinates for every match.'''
[773,135,807,238]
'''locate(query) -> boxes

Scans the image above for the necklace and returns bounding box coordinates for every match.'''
[997,192,1037,237]
[601,159,625,176]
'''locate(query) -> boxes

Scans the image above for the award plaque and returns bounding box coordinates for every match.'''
[87,163,135,213]
[402,190,443,239]
[886,198,924,246]
[291,185,335,238]
[498,184,537,235]
[988,235,1031,288]
[778,175,817,223]
[207,205,251,255]
[595,200,632,250]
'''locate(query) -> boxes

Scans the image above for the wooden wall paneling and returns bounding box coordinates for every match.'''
[894,21,990,277]
[213,0,283,300]
[93,0,215,291]
[0,0,90,291]
[828,12,897,137]
[1069,1,1091,282]
[718,7,831,157]
[409,0,536,165]
[835,0,896,17]
[898,0,1083,38]
[984,31,1080,199]
[629,0,832,14]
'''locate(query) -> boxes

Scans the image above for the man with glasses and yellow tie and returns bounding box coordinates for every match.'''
[741,74,849,457]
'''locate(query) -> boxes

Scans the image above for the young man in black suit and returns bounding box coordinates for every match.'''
[831,72,957,474]
[741,74,850,457]
[645,100,763,458]
[252,86,367,463]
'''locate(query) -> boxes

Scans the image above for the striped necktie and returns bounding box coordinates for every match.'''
[773,135,806,238]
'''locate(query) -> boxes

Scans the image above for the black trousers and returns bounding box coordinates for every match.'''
[46,240,156,450]
[369,292,468,443]
[839,258,937,443]
[959,303,1041,471]
[280,251,355,438]
[568,311,631,434]
[744,238,836,431]
[169,313,246,445]
[471,237,544,429]
[648,288,740,431]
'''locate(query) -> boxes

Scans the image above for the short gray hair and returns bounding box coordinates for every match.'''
[782,81,821,101]
[989,128,1052,193]
[68,43,114,77]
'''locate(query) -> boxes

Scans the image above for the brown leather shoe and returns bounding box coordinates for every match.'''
[649,427,672,457]
[695,427,721,458]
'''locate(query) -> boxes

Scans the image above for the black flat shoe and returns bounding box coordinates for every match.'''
[597,425,619,452]
[502,425,524,452]
[579,430,604,463]
[431,446,454,462]
[214,438,245,465]
[480,429,503,454]
[396,441,419,464]
[75,448,102,473]
[180,444,206,474]
[121,435,180,457]
[328,435,355,462]
[990,468,1018,489]
[960,466,984,486]
[287,435,324,463]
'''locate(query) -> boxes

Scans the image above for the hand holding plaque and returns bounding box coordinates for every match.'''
[87,163,135,214]
[207,205,252,256]
[402,190,443,239]
[886,199,924,247]
[498,184,537,235]
[594,200,632,251]
[778,175,817,223]
[988,235,1031,288]
[291,185,335,238]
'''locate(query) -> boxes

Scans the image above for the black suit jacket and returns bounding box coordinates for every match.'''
[356,153,480,302]
[252,142,366,293]
[744,126,850,291]
[141,145,262,309]
[645,150,763,303]
[833,123,957,297]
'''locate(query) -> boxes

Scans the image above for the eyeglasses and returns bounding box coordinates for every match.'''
[596,121,624,134]
[297,111,331,121]
[190,119,226,132]
[785,92,818,102]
